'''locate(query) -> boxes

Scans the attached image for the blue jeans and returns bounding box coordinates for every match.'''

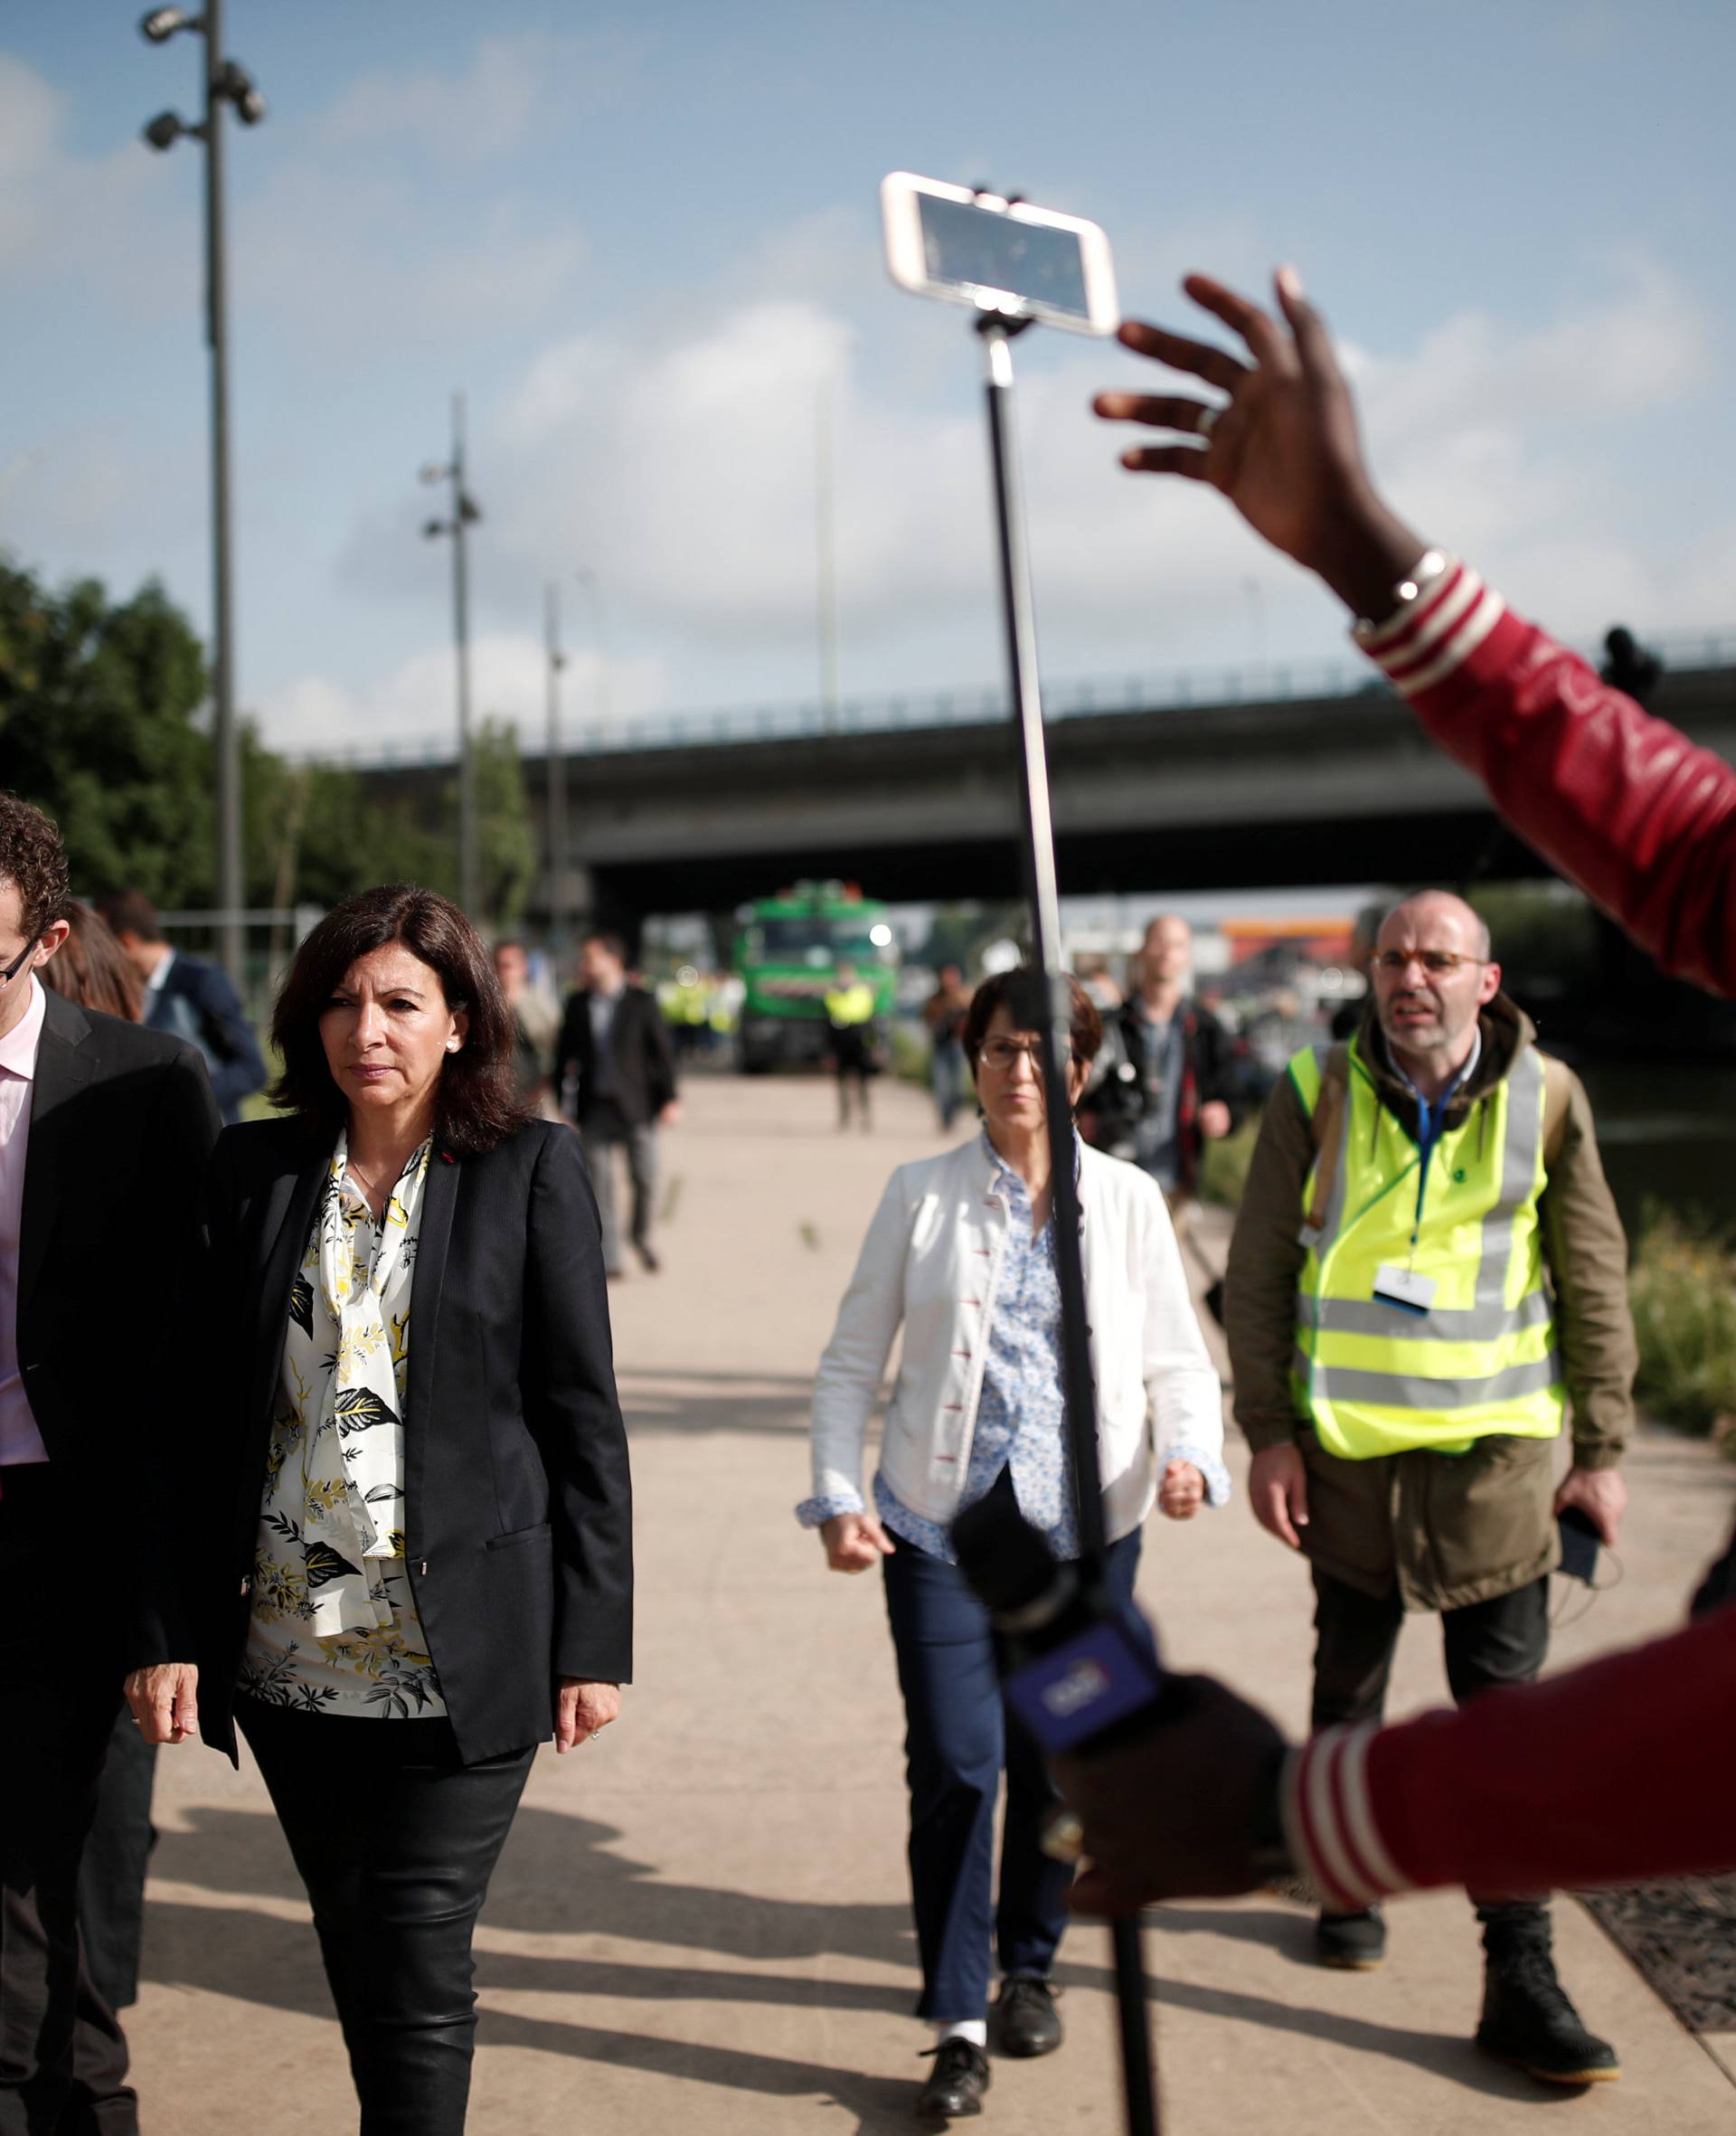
[882,1528,1141,2021]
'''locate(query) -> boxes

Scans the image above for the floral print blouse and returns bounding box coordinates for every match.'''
[240,1137,445,1719]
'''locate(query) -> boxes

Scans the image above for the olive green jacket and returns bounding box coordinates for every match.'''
[1224,997,1636,1611]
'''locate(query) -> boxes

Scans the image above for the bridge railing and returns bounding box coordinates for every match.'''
[288,627,1736,771]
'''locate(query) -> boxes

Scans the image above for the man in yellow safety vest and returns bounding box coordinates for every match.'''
[1225,889,1636,2085]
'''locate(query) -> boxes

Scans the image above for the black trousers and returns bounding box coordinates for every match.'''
[1310,1566,1551,1913]
[0,1469,137,2135]
[239,1700,534,2136]
[77,1716,156,2014]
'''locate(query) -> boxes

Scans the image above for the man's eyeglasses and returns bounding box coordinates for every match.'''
[0,937,37,988]
[1373,949,1486,977]
[979,1035,1076,1072]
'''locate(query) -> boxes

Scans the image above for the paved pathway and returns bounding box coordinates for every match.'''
[130,1073,1736,2131]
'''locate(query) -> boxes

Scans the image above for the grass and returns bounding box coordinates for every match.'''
[1628,1203,1736,1450]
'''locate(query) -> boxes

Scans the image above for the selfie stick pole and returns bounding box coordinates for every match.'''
[976,310,1160,2136]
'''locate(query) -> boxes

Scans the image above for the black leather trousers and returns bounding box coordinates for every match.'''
[240,1700,534,2135]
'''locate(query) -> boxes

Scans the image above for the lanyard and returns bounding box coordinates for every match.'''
[1406,1061,1474,1258]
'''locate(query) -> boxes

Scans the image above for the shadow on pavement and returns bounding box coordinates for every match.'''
[616,1369,815,1437]
[1058,1905,1583,2105]
[145,1812,1564,2115]
[149,1801,912,1972]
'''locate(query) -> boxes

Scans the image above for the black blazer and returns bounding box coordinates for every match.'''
[19,992,219,1649]
[191,1113,633,1766]
[553,986,676,1128]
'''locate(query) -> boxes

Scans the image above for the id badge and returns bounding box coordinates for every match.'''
[1373,1263,1437,1316]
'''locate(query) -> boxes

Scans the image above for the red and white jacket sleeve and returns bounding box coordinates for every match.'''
[1283,1604,1736,1908]
[1357,559,1736,997]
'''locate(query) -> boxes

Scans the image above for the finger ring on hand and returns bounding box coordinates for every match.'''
[1195,402,1222,439]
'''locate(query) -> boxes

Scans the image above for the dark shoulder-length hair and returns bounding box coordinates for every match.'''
[962,966,1103,1073]
[271,884,527,1156]
[42,901,145,1022]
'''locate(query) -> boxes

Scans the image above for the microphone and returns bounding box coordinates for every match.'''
[951,1469,1167,1757]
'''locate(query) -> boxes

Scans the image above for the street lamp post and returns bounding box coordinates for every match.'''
[544,581,570,950]
[572,567,612,736]
[421,395,484,916]
[140,2,266,992]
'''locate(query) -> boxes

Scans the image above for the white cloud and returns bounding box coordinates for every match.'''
[260,632,668,759]
[318,31,639,161]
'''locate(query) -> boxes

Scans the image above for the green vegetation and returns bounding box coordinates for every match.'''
[1628,1205,1736,1451]
[0,556,534,930]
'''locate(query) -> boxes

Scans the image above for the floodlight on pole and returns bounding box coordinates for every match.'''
[140,7,192,43]
[137,0,264,994]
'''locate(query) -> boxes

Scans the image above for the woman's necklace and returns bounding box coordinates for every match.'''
[346,1148,407,1215]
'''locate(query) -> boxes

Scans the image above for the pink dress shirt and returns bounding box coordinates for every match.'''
[0,975,49,1468]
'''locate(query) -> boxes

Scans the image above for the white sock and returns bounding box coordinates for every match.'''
[931,2019,987,2049]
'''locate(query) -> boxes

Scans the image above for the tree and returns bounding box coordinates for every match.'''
[1,557,540,936]
[0,558,215,904]
[475,718,535,929]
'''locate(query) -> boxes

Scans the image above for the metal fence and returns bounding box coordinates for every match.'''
[286,627,1736,773]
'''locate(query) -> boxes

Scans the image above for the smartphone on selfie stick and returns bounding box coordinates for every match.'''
[881,173,1159,2136]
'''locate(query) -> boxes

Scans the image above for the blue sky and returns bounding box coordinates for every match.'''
[5,2,1736,759]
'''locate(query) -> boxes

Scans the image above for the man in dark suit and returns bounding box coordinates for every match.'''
[553,931,678,1277]
[0,800,220,2133]
[95,891,266,1127]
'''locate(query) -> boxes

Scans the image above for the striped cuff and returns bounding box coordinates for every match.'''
[1351,558,1507,700]
[1282,1724,1414,1913]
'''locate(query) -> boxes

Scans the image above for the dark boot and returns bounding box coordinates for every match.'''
[915,2037,990,2119]
[1475,1905,1620,2084]
[1315,1906,1386,1970]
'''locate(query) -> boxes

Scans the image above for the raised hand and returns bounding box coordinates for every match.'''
[1095,269,1427,621]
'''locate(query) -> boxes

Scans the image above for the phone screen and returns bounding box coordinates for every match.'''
[916,193,1090,323]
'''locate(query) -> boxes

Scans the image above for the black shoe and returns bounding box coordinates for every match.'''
[1476,1918,1620,2084]
[915,2037,990,2119]
[636,1243,660,1273]
[1315,1907,1386,1970]
[992,1972,1062,2057]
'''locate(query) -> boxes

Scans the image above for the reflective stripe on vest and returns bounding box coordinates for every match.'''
[1290,1040,1563,1460]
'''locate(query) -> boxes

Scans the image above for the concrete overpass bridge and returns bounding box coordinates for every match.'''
[340,638,1736,927]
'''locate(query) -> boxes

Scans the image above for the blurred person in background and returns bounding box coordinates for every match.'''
[554,931,679,1277]
[923,962,971,1133]
[0,808,219,2136]
[1329,903,1385,1042]
[824,959,879,1133]
[493,938,555,1112]
[1080,914,1243,1212]
[127,884,633,2136]
[38,904,159,2030]
[798,969,1225,2121]
[97,889,266,1127]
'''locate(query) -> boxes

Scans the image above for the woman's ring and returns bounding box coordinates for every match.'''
[1195,402,1222,440]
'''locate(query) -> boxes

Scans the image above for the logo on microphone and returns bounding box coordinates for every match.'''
[1041,1657,1111,1720]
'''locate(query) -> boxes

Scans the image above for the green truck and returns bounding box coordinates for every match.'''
[732,882,899,1072]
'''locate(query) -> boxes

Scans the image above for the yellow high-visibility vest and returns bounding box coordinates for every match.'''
[1288,1037,1562,1460]
[824,983,877,1026]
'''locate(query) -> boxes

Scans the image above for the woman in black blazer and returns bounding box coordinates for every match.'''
[127,885,632,2135]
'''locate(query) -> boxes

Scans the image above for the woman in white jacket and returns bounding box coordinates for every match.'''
[798,969,1227,2121]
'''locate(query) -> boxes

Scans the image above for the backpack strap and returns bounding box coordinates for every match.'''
[1298,1043,1352,1237]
